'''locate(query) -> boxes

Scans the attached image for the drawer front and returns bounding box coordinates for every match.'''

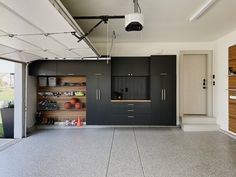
[134,103,151,114]
[111,115,132,125]
[111,103,134,114]
[111,114,151,125]
[131,114,151,125]
[111,103,151,114]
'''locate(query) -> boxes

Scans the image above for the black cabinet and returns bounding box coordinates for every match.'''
[111,76,150,100]
[112,57,150,76]
[28,56,176,126]
[150,55,176,125]
[111,102,151,125]
[111,57,150,100]
[56,61,88,76]
[29,60,57,76]
[86,61,111,125]
[29,60,90,76]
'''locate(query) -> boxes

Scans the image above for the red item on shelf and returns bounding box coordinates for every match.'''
[70,98,79,105]
[77,117,81,127]
[75,102,81,109]
[64,102,72,109]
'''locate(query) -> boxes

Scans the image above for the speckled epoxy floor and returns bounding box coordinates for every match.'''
[0,128,236,177]
[0,139,13,147]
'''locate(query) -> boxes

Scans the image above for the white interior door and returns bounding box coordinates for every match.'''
[183,54,207,115]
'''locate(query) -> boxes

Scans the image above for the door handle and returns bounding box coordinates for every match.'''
[203,79,206,89]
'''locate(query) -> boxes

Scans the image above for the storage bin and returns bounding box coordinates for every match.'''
[38,77,47,87]
[48,77,57,86]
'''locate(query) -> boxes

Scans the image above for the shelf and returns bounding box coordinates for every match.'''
[38,86,86,91]
[230,95,236,99]
[37,76,87,124]
[228,75,236,77]
[38,85,86,88]
[111,100,151,103]
[37,124,86,129]
[37,96,86,99]
[39,108,86,112]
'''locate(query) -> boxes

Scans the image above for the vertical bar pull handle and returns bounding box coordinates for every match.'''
[161,89,163,101]
[96,89,98,100]
[164,89,166,101]
[99,89,101,100]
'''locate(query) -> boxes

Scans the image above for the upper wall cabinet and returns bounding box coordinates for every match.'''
[111,57,150,76]
[29,60,57,76]
[29,60,94,76]
[56,61,88,76]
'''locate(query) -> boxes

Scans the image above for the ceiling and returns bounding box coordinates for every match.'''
[61,0,236,43]
[0,0,98,63]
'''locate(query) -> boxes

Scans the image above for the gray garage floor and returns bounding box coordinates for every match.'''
[0,128,236,177]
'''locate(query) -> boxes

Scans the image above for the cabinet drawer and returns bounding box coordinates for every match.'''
[131,114,151,125]
[111,115,132,125]
[111,103,134,114]
[111,103,151,114]
[111,114,151,125]
[134,103,151,114]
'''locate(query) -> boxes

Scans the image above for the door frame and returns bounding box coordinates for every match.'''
[179,50,213,117]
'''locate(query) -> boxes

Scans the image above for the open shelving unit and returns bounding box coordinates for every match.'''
[37,76,86,126]
[228,45,236,133]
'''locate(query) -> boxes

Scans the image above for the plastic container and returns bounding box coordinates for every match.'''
[38,77,47,87]
[48,77,57,86]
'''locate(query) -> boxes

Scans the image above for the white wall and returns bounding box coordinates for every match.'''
[214,30,236,135]
[95,42,214,56]
[14,63,25,138]
[26,75,37,129]
[95,42,214,125]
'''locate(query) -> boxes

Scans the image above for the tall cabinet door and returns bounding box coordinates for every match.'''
[86,61,111,125]
[151,56,176,125]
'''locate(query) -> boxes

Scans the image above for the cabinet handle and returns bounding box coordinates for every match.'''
[164,89,166,101]
[98,89,101,100]
[161,89,164,101]
[67,73,75,76]
[128,116,135,118]
[128,110,134,112]
[128,104,134,106]
[96,89,98,100]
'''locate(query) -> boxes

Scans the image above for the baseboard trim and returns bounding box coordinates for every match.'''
[37,125,181,129]
[219,129,236,139]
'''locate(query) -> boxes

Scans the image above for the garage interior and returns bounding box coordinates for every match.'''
[0,0,236,177]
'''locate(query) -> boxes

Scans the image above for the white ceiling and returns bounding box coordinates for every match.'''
[0,0,98,63]
[61,0,236,43]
